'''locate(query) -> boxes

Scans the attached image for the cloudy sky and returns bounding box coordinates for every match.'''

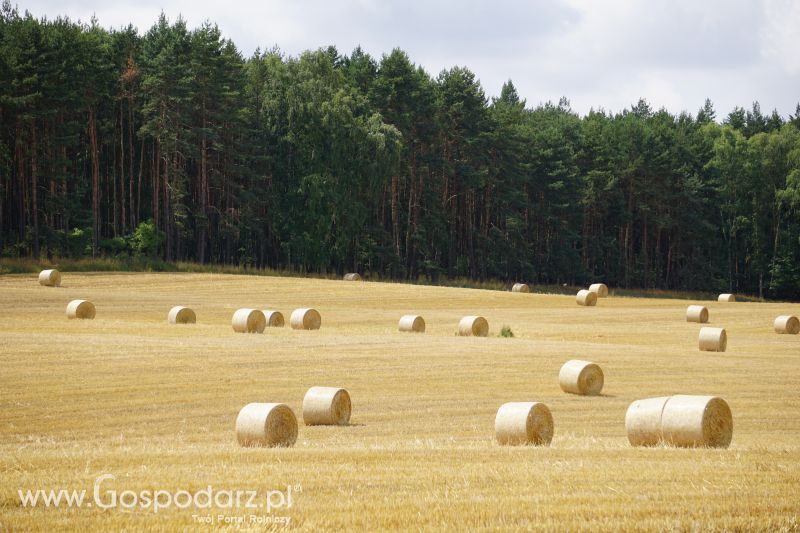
[20,0,800,118]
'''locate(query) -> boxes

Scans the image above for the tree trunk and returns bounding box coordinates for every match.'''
[163,151,172,261]
[129,97,136,229]
[654,227,662,288]
[723,211,733,292]
[111,110,118,237]
[0,148,4,250]
[666,236,675,288]
[15,122,25,242]
[0,160,4,252]
[391,173,400,260]
[137,137,144,227]
[769,204,780,293]
[46,120,55,232]
[119,103,126,234]
[466,189,475,278]
[60,128,68,233]
[198,99,208,263]
[88,105,101,257]
[641,216,648,288]
[404,152,416,278]
[30,119,40,258]
[152,140,160,229]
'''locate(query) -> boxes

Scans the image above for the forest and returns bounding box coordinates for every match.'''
[1,7,799,299]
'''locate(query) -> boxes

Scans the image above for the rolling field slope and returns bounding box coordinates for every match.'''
[1,273,798,531]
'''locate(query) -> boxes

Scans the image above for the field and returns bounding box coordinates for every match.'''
[0,272,798,531]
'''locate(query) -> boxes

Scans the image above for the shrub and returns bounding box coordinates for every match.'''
[131,220,164,257]
[66,228,91,258]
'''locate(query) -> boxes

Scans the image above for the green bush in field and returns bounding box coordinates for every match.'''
[131,220,165,258]
[499,326,514,338]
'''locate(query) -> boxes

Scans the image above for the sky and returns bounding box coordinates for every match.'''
[19,0,800,119]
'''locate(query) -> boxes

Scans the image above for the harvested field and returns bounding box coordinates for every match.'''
[0,272,798,531]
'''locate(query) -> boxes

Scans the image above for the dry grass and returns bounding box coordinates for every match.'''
[0,272,799,531]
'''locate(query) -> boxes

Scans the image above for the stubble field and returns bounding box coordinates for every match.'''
[0,272,798,531]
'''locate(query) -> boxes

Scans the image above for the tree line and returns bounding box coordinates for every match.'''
[2,7,799,299]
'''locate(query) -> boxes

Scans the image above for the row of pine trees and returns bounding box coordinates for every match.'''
[2,8,800,298]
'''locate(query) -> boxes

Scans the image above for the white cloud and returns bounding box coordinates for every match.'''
[16,0,800,118]
[760,0,800,74]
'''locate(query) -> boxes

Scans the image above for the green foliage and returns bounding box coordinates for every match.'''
[67,228,92,258]
[100,236,130,256]
[130,220,164,257]
[499,326,514,338]
[770,255,800,301]
[0,10,799,300]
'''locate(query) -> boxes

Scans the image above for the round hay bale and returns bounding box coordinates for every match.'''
[626,395,732,448]
[576,289,597,306]
[699,327,727,352]
[398,314,425,333]
[66,299,95,320]
[343,273,362,281]
[718,293,736,302]
[168,306,196,324]
[290,308,321,330]
[302,386,351,426]
[231,308,266,333]
[660,395,733,448]
[558,360,604,395]
[686,305,709,323]
[494,402,553,446]
[511,283,530,293]
[38,269,61,287]
[263,310,285,328]
[774,315,800,335]
[457,316,489,337]
[235,403,298,447]
[625,396,671,447]
[589,283,608,297]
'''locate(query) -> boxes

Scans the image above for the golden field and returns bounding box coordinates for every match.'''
[0,272,798,531]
